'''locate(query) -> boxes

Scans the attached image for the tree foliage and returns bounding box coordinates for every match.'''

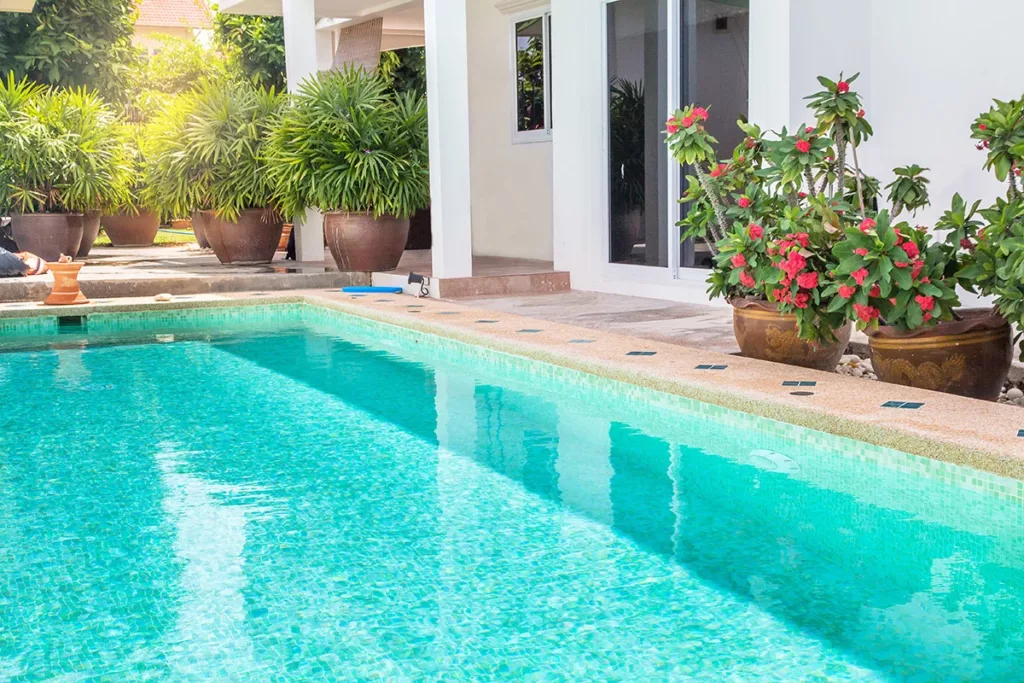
[213,9,286,91]
[0,0,139,103]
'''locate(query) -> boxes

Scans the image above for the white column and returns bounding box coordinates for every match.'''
[424,0,473,279]
[282,0,327,263]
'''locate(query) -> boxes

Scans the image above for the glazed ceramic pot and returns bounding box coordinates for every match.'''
[200,208,283,264]
[191,211,210,249]
[10,213,84,262]
[324,211,409,272]
[44,261,89,306]
[100,210,160,247]
[77,211,102,258]
[867,308,1011,401]
[732,298,852,371]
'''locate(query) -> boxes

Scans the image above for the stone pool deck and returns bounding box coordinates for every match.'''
[1,289,1021,483]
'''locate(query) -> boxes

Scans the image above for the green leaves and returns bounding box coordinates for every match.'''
[142,79,286,222]
[266,67,430,220]
[885,164,930,215]
[0,76,132,214]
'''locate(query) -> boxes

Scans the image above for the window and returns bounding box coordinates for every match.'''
[513,12,552,141]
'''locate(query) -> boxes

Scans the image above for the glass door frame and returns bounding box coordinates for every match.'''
[599,0,710,289]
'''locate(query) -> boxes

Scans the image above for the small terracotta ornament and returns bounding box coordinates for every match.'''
[44,254,89,306]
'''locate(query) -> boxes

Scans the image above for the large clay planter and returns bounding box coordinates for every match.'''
[44,261,89,306]
[77,211,102,258]
[191,211,211,248]
[200,208,283,264]
[610,209,644,263]
[101,210,160,247]
[11,213,84,262]
[867,308,1012,401]
[732,298,852,371]
[324,212,409,272]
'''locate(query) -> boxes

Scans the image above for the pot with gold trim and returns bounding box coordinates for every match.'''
[867,308,1011,401]
[731,297,852,371]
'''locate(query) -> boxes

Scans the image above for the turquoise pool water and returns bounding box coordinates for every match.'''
[0,304,1022,681]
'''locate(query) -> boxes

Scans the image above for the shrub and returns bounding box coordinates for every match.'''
[0,74,132,214]
[143,79,285,222]
[268,67,429,220]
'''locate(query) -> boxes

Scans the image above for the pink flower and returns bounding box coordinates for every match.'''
[793,233,810,248]
[979,124,987,131]
[796,271,819,289]
[837,81,850,93]
[731,253,747,268]
[709,163,728,178]
[805,126,815,134]
[857,108,866,118]
[794,292,810,309]
[693,107,709,121]
[795,140,811,154]
[960,237,976,251]
[682,115,696,128]
[923,312,933,322]
[798,192,808,199]
[748,224,763,240]
[838,285,856,299]
[851,268,869,285]
[737,196,752,209]
[666,118,679,134]
[745,137,755,149]
[869,283,881,298]
[739,270,755,288]
[859,217,876,233]
[900,241,920,259]
[915,294,935,312]
[853,303,880,323]
[911,260,925,280]
[894,261,910,268]
[854,248,869,256]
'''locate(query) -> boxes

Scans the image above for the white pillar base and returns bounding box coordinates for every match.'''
[293,208,325,263]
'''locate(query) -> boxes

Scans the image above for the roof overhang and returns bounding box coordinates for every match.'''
[0,0,35,12]
[218,0,416,20]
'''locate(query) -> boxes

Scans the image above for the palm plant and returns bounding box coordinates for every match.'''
[143,79,285,222]
[268,66,430,220]
[0,73,132,215]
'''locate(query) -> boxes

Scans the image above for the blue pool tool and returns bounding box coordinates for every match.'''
[342,286,404,294]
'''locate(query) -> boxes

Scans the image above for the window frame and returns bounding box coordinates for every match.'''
[510,8,553,145]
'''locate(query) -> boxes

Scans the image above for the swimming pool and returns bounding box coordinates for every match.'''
[1,303,1022,680]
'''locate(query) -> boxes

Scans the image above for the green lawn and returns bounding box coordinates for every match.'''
[93,228,196,247]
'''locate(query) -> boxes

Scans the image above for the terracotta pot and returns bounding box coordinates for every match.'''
[610,209,644,263]
[278,223,293,251]
[867,308,1011,401]
[44,261,89,306]
[324,212,409,271]
[732,298,852,371]
[77,211,102,258]
[10,213,84,263]
[100,210,160,247]
[191,211,210,248]
[200,208,283,264]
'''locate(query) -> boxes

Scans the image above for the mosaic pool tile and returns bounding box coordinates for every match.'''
[695,364,728,371]
[0,301,1022,680]
[883,401,924,410]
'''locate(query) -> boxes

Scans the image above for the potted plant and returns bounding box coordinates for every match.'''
[268,67,429,271]
[667,95,856,370]
[100,126,162,248]
[0,75,132,262]
[145,81,285,263]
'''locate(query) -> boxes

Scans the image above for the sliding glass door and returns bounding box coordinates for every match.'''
[604,0,749,279]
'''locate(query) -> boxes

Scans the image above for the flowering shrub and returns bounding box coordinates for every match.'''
[666,73,949,342]
[828,211,962,330]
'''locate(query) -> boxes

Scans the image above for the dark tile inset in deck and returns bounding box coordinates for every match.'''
[695,364,728,371]
[476,320,499,324]
[518,329,543,334]
[782,381,817,387]
[627,351,657,357]
[568,339,596,344]
[883,401,925,410]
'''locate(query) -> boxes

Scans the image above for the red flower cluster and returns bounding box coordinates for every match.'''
[693,107,709,121]
[859,217,876,233]
[739,271,755,288]
[854,248,869,256]
[850,268,869,285]
[737,196,752,209]
[709,163,729,179]
[731,253,746,268]
[853,303,880,323]
[857,108,866,118]
[837,81,850,94]
[748,223,763,240]
[795,140,811,154]
[915,294,935,312]
[838,285,856,299]
[900,241,920,259]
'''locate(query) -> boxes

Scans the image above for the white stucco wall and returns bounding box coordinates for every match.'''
[547,0,1024,304]
[466,1,554,262]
